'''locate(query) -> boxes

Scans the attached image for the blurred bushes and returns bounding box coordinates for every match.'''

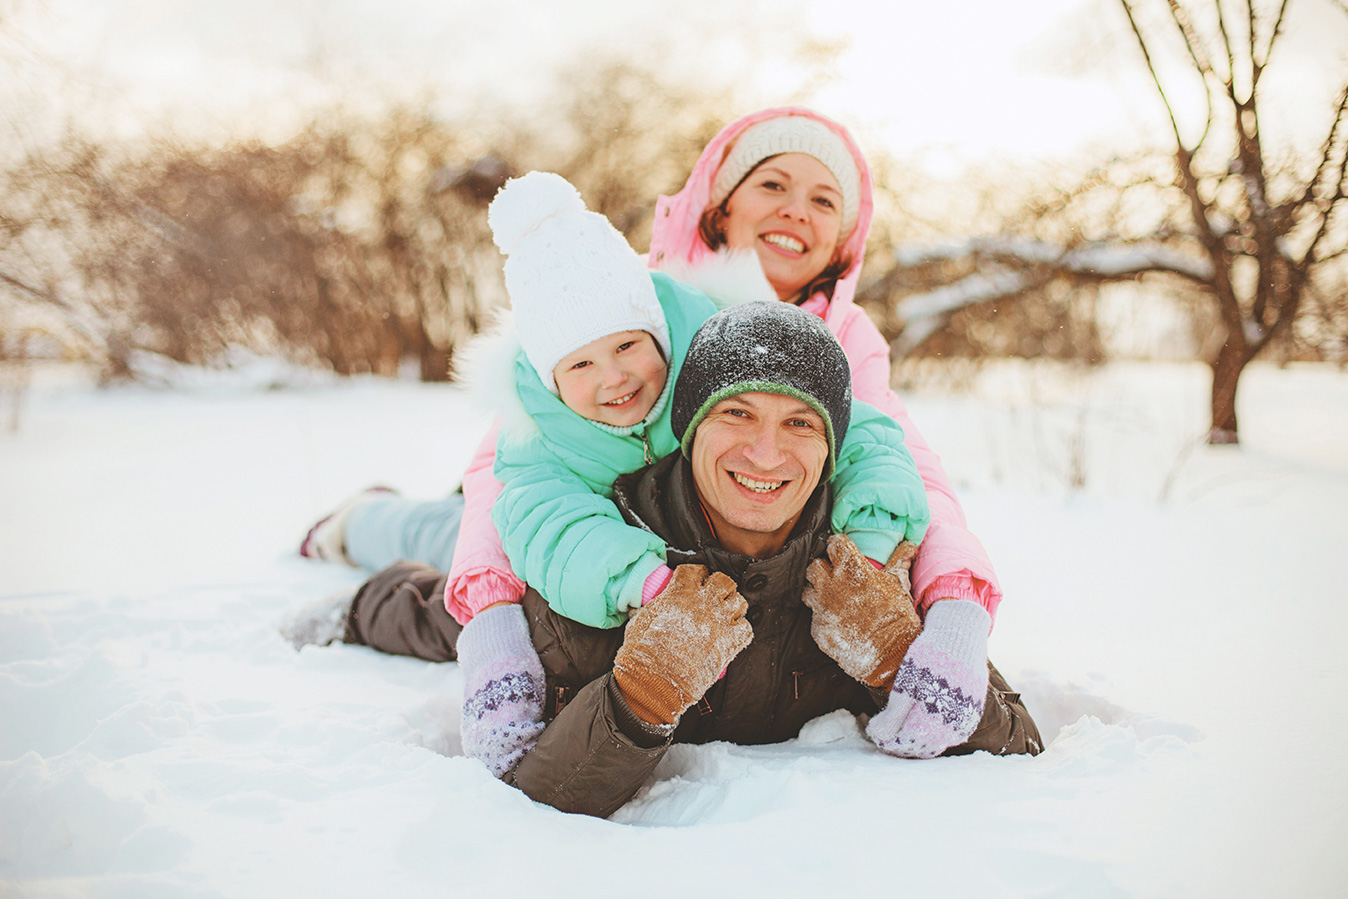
[0,64,730,381]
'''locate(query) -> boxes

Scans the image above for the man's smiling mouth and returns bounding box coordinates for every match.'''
[732,472,785,494]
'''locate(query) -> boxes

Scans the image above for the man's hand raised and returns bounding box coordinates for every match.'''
[803,536,922,688]
[613,565,753,725]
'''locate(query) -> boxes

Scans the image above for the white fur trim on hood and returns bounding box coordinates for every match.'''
[451,310,539,446]
[654,248,778,309]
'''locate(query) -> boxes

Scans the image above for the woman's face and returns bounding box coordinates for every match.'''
[721,153,845,302]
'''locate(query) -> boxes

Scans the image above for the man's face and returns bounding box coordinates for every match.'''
[689,391,830,559]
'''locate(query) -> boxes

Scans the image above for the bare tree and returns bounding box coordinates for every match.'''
[863,0,1348,444]
[1120,0,1348,442]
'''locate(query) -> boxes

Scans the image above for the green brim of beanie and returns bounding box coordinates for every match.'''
[677,380,837,478]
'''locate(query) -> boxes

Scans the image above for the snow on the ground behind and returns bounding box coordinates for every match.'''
[2,359,1346,898]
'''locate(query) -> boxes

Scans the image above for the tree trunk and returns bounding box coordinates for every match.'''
[419,344,451,382]
[1208,340,1250,445]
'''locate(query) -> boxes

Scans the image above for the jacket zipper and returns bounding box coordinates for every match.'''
[639,427,654,465]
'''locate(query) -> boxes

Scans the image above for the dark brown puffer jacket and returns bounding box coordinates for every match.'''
[504,452,1041,818]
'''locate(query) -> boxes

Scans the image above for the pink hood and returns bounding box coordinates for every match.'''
[648,107,874,326]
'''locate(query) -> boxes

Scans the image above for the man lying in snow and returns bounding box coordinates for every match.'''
[287,302,1042,818]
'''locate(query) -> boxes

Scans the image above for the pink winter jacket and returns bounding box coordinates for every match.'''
[445,107,1002,625]
[444,421,522,623]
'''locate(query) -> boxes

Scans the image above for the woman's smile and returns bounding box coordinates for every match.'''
[760,232,806,255]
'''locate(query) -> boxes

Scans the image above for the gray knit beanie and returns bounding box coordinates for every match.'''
[671,302,852,476]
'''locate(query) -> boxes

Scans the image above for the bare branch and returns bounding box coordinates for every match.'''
[1296,82,1348,265]
[895,266,1041,323]
[1315,244,1348,263]
[887,235,1214,279]
[1167,0,1218,77]
[879,237,1216,333]
[1254,0,1292,77]
[0,268,60,305]
[891,313,952,357]
[1307,172,1348,264]
[1314,82,1348,194]
[1162,0,1216,146]
[0,267,112,353]
[1059,241,1215,281]
[1215,0,1238,94]
[1119,0,1188,147]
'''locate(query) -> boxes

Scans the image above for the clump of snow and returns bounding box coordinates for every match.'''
[2,358,1346,896]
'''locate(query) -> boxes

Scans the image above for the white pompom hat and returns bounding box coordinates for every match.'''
[710,115,861,238]
[487,171,670,393]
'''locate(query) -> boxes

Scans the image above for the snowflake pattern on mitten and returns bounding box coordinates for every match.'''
[462,667,546,777]
[866,599,991,759]
[457,605,547,777]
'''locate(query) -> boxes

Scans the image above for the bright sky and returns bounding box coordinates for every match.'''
[9,0,1347,169]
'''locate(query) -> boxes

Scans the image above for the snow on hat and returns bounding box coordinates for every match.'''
[671,302,852,477]
[488,171,670,393]
[710,115,861,238]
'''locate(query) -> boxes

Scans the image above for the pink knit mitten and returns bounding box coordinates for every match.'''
[866,599,990,759]
[457,604,546,777]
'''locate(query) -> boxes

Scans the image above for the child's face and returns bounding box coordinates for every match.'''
[552,330,668,428]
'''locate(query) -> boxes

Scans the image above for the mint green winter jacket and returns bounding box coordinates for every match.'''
[492,271,931,629]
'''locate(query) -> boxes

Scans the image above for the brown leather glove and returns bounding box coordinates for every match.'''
[613,564,753,725]
[802,535,922,689]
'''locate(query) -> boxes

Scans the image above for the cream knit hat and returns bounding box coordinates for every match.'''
[488,172,670,393]
[710,115,861,237]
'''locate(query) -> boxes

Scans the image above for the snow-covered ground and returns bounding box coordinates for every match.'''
[2,358,1346,898]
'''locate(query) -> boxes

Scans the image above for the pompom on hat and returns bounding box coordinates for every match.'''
[488,171,670,393]
[709,115,862,238]
[671,302,853,477]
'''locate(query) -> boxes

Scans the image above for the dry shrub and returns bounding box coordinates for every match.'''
[77,109,503,380]
[0,62,735,381]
